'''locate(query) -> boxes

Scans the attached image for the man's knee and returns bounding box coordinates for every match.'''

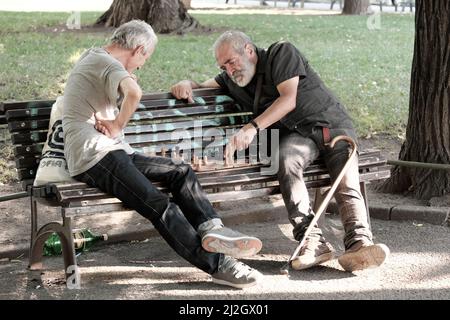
[140,196,171,220]
[278,153,307,177]
[278,135,318,176]
[174,162,193,176]
[335,185,363,202]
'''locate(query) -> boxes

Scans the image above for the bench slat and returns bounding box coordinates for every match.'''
[15,156,40,168]
[0,100,54,113]
[6,108,52,121]
[8,119,50,132]
[17,167,38,180]
[130,103,244,121]
[14,143,45,157]
[4,101,245,127]
[137,95,234,110]
[63,203,131,216]
[62,187,280,216]
[207,187,280,203]
[127,111,251,125]
[11,131,48,145]
[125,125,240,145]
[124,118,243,135]
[139,88,225,101]
[57,172,278,203]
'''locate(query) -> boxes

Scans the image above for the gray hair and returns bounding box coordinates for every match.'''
[213,30,255,57]
[110,20,158,54]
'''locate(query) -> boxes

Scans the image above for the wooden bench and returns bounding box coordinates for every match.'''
[378,0,414,12]
[0,88,390,286]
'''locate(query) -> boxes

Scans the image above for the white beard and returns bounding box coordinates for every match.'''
[231,57,256,87]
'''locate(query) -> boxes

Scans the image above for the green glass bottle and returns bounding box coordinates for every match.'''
[43,229,108,256]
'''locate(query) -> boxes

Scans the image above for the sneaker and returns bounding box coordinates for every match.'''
[202,227,262,258]
[211,255,263,289]
[291,236,335,270]
[338,240,390,272]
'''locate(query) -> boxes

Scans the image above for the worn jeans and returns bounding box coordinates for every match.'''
[277,128,372,249]
[74,150,222,274]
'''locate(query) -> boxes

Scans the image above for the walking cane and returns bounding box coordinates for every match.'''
[280,135,357,275]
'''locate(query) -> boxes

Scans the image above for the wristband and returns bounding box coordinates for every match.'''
[250,119,260,133]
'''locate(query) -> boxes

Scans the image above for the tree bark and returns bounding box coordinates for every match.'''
[95,0,199,34]
[342,0,370,15]
[181,0,191,9]
[380,0,450,199]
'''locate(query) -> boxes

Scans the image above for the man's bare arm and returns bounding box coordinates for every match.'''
[252,76,299,130]
[94,77,142,138]
[225,76,299,159]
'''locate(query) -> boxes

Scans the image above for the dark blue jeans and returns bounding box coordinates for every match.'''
[74,150,222,274]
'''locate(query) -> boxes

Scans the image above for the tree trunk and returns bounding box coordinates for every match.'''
[95,0,199,34]
[380,0,450,199]
[342,0,370,14]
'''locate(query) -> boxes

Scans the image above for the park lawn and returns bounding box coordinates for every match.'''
[0,11,414,137]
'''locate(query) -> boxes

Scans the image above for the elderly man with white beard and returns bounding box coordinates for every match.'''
[171,30,390,273]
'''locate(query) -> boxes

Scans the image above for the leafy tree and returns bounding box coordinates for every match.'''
[381,0,450,199]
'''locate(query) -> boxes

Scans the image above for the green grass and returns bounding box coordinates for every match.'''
[0,11,414,136]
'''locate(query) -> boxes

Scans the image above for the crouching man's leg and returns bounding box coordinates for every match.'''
[74,150,262,288]
[278,132,335,270]
[325,142,390,272]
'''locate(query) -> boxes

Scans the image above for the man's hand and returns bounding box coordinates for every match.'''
[224,140,236,164]
[94,114,122,139]
[170,80,195,103]
[224,124,257,162]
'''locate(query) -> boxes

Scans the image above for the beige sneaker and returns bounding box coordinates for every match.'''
[338,240,390,272]
[291,237,335,270]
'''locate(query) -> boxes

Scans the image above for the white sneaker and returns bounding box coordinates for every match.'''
[202,227,262,258]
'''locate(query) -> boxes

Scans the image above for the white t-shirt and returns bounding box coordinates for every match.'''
[63,47,134,176]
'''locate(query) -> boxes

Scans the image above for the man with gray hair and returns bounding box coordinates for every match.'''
[63,21,263,289]
[171,30,390,273]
